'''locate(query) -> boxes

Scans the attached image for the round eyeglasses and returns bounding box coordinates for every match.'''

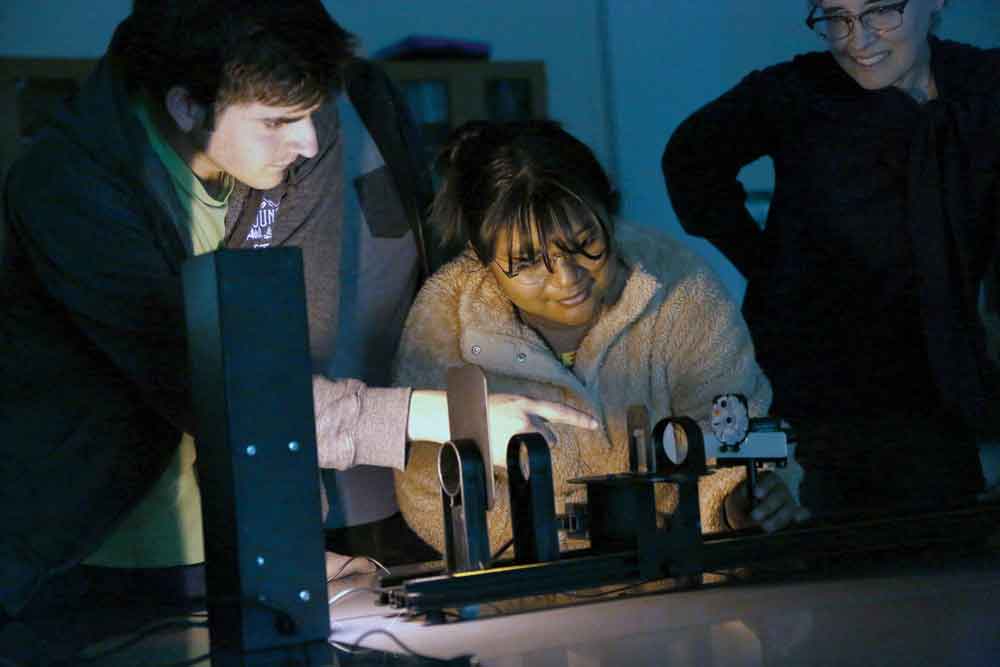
[494,234,608,287]
[805,1,910,41]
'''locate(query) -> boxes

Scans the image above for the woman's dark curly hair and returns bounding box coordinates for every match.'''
[432,120,620,275]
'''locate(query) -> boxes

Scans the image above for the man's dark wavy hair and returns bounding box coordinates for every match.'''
[114,0,355,117]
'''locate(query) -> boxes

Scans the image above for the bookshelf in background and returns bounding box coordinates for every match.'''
[380,60,547,176]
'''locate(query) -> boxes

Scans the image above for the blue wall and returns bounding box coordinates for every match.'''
[606,1,811,300]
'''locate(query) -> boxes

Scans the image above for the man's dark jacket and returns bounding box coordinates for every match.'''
[0,22,433,615]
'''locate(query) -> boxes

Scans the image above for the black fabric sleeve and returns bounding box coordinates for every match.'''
[5,154,195,435]
[985,172,1000,370]
[662,67,786,279]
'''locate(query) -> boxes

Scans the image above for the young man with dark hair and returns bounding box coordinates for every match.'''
[0,0,353,626]
[0,2,595,652]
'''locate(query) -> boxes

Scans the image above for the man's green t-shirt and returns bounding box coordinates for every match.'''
[86,95,234,568]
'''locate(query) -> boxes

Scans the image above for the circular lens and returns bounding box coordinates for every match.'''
[438,442,462,497]
[518,441,531,481]
[660,422,689,465]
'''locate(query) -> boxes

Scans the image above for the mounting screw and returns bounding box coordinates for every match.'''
[245,445,257,456]
[516,352,527,363]
[298,590,311,602]
[288,441,300,452]
[471,345,482,355]
[256,555,265,567]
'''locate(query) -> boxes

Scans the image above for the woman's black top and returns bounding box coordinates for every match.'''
[664,38,1000,509]
[665,37,999,427]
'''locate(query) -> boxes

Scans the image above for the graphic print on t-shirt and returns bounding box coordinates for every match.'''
[247,196,279,247]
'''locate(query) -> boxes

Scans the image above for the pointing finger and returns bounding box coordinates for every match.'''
[524,399,598,430]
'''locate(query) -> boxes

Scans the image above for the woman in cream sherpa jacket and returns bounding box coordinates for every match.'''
[392,121,789,556]
[395,220,777,554]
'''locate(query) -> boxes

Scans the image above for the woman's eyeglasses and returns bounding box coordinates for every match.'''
[495,234,608,286]
[805,0,910,42]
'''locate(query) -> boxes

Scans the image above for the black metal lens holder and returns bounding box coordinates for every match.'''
[386,411,713,615]
[383,376,1000,618]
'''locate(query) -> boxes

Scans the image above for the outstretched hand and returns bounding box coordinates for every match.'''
[725,471,811,533]
[407,389,598,468]
[485,393,599,468]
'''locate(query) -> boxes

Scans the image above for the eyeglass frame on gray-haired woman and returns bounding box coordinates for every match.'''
[805,0,911,41]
